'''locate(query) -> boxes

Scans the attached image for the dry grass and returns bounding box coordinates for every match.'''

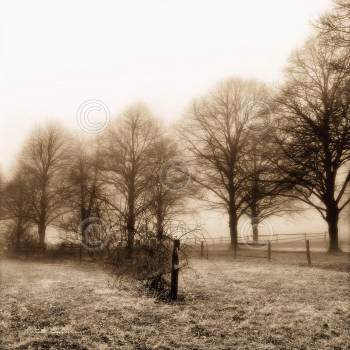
[0,254,349,349]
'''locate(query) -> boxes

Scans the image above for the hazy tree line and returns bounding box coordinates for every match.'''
[0,0,349,254]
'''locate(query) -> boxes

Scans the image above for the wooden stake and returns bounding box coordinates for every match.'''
[306,239,311,266]
[267,240,271,261]
[170,239,180,300]
[201,241,204,258]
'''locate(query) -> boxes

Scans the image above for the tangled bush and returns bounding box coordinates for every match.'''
[109,239,171,276]
[107,236,185,299]
[5,225,38,255]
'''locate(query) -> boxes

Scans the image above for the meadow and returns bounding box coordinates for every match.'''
[1,254,349,350]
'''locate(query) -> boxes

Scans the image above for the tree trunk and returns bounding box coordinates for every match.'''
[250,173,259,242]
[126,183,136,257]
[251,217,259,242]
[228,210,238,253]
[38,222,46,253]
[156,212,164,241]
[327,208,341,253]
[157,223,164,241]
[126,223,134,258]
[15,222,22,251]
[126,213,135,258]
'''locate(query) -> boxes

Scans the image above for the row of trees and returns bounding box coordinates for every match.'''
[0,109,195,255]
[0,0,349,253]
[181,0,350,253]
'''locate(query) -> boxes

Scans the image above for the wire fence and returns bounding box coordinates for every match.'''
[180,231,335,265]
[182,232,327,250]
[182,231,327,246]
[7,231,348,269]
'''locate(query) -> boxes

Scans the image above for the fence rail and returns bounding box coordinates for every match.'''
[181,232,333,265]
[5,231,337,270]
[181,232,327,246]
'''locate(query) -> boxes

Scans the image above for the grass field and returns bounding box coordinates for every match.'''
[0,255,349,349]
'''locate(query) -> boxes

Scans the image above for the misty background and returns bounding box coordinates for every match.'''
[0,0,348,241]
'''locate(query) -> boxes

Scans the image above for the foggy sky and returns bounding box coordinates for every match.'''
[0,0,332,172]
[1,0,347,238]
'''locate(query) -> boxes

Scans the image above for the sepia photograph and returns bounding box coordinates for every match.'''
[0,0,349,349]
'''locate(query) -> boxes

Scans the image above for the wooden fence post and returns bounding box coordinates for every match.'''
[306,239,311,266]
[79,244,82,263]
[267,240,271,261]
[201,241,204,258]
[170,239,180,300]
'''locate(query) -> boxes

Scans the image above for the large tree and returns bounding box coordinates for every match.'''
[275,38,350,252]
[59,138,108,247]
[21,124,70,251]
[242,117,293,241]
[101,104,161,255]
[181,78,270,251]
[146,134,195,241]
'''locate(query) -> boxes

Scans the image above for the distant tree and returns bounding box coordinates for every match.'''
[21,124,70,252]
[59,138,108,246]
[146,134,195,241]
[180,79,270,251]
[101,104,161,256]
[242,114,294,241]
[2,171,32,250]
[275,38,350,252]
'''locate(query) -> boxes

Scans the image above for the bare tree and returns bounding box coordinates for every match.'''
[59,138,108,245]
[21,123,70,252]
[317,0,350,78]
[274,38,350,252]
[101,104,161,256]
[318,0,350,50]
[1,171,32,250]
[242,120,294,241]
[180,78,270,251]
[146,134,195,241]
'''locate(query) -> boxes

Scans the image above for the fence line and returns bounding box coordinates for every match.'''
[182,232,327,246]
